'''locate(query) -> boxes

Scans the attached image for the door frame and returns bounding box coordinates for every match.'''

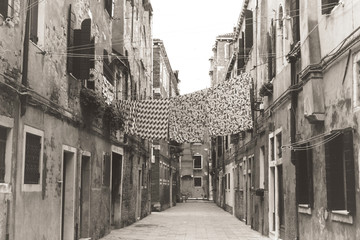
[110,145,124,226]
[79,150,91,238]
[60,145,77,240]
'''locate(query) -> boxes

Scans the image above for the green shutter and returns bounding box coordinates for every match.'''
[324,134,336,210]
[80,19,91,80]
[29,0,38,44]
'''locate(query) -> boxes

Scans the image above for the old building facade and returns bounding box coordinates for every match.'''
[0,0,153,240]
[211,0,360,239]
[151,39,181,211]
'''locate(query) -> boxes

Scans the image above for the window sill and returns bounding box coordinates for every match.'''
[330,210,353,224]
[22,184,41,192]
[298,204,312,215]
[0,183,11,193]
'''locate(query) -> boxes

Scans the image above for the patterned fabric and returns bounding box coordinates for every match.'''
[206,72,253,136]
[169,89,208,143]
[117,100,137,135]
[117,73,252,142]
[134,99,169,140]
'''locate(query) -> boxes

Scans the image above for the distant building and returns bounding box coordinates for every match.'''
[180,142,210,200]
[151,39,181,211]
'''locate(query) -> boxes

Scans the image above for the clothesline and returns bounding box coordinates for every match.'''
[117,72,253,143]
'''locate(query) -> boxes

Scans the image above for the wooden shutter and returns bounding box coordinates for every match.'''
[67,4,76,74]
[29,0,38,44]
[343,128,356,213]
[267,32,272,81]
[72,29,82,79]
[0,127,6,183]
[325,133,345,210]
[24,133,41,184]
[290,0,300,43]
[237,34,245,74]
[306,147,314,208]
[0,0,8,18]
[80,19,91,80]
[105,0,114,17]
[271,20,276,78]
[244,10,253,57]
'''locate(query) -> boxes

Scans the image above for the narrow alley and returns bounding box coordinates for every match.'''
[99,201,269,240]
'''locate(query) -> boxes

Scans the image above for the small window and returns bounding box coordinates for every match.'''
[325,129,356,214]
[0,0,8,18]
[193,155,202,169]
[194,177,202,187]
[322,0,339,15]
[23,126,44,192]
[0,126,7,183]
[228,173,230,189]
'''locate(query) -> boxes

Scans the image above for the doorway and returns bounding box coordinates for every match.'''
[111,152,122,227]
[61,147,76,240]
[79,154,91,238]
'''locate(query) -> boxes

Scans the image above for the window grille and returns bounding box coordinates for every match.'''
[0,126,7,183]
[24,133,41,184]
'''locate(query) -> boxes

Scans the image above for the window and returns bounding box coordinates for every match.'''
[105,0,115,17]
[268,19,276,79]
[276,132,282,159]
[193,155,202,169]
[194,177,202,187]
[259,146,265,189]
[325,129,356,213]
[290,0,300,43]
[0,0,8,18]
[295,144,313,207]
[225,135,229,150]
[217,136,223,157]
[0,126,7,183]
[224,174,227,189]
[29,0,39,44]
[23,126,44,191]
[322,0,339,15]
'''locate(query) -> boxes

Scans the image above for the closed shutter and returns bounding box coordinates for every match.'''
[80,19,91,80]
[29,0,38,44]
[271,21,276,78]
[0,127,6,183]
[72,29,82,79]
[295,148,302,204]
[237,32,245,74]
[325,133,345,210]
[67,4,76,74]
[244,10,253,58]
[306,147,314,208]
[343,128,356,213]
[267,32,272,81]
[290,0,300,43]
[0,0,8,18]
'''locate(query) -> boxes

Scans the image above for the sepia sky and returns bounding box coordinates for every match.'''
[151,0,244,95]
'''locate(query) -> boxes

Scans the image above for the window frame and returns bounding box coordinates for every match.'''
[22,125,44,192]
[194,177,202,188]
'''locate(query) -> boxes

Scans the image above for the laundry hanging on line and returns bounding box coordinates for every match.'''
[117,72,253,142]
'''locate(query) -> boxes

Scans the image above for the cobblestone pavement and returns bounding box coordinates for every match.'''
[100,201,269,240]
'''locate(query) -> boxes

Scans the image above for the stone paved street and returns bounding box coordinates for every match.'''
[100,202,269,240]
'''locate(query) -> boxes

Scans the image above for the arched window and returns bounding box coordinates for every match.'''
[279,6,284,29]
